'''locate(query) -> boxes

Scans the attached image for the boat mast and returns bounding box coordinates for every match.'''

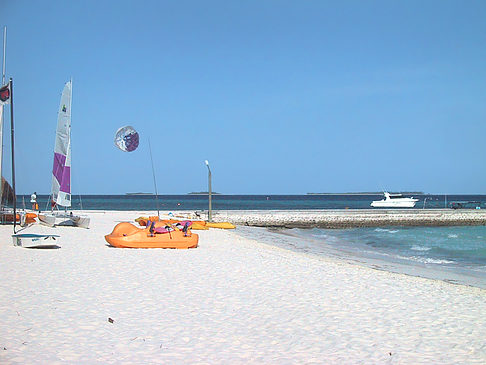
[1,27,5,84]
[0,26,6,207]
[68,77,72,212]
[9,78,16,233]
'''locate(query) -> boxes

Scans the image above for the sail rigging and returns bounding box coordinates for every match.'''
[51,80,72,208]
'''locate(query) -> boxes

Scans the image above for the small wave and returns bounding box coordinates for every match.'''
[448,234,458,238]
[411,245,432,251]
[311,233,330,239]
[411,256,454,265]
[374,228,399,234]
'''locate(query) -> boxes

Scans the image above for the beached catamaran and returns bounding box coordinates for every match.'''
[38,80,89,228]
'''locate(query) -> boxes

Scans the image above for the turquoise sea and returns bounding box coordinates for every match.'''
[18,194,486,288]
[236,225,486,289]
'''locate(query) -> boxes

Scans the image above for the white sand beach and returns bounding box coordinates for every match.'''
[1,210,486,364]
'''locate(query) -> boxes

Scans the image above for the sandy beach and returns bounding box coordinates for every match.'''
[1,210,486,364]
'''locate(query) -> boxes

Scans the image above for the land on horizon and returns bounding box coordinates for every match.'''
[307,191,425,195]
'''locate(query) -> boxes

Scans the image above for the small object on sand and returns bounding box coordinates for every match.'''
[108,317,114,323]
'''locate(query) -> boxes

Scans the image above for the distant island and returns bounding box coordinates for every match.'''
[307,192,424,195]
[188,192,222,195]
[126,192,154,196]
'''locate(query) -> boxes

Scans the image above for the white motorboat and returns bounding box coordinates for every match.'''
[370,192,419,208]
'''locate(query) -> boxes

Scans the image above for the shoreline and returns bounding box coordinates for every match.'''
[1,210,485,362]
[27,209,486,289]
[234,226,486,290]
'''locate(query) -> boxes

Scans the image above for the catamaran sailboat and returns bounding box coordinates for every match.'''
[370,192,419,208]
[38,80,89,228]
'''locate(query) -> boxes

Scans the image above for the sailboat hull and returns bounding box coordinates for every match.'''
[12,233,60,248]
[38,212,90,228]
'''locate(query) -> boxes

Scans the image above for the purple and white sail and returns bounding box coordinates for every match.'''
[51,80,72,208]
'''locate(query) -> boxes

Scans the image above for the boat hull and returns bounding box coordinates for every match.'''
[370,200,418,208]
[12,233,60,248]
[38,212,90,228]
[105,222,198,249]
[0,211,37,224]
[206,222,236,229]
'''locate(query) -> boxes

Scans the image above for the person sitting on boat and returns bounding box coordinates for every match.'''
[148,220,156,237]
[30,192,38,210]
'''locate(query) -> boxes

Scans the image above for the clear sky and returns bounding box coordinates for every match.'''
[1,0,485,194]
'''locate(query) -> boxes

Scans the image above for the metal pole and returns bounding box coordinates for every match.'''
[148,138,160,218]
[9,78,16,233]
[2,27,6,85]
[205,160,212,222]
[0,27,7,208]
[208,168,212,222]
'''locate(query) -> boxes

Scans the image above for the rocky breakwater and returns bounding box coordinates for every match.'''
[211,209,486,228]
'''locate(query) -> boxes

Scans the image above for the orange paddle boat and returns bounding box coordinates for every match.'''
[105,222,198,249]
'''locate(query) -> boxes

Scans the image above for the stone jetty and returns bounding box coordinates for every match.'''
[211,209,486,228]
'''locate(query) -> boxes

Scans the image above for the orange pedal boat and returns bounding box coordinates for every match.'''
[105,222,198,249]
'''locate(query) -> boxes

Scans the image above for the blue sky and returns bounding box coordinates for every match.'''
[1,0,485,194]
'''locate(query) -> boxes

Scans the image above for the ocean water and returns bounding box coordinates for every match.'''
[18,193,486,211]
[236,225,486,288]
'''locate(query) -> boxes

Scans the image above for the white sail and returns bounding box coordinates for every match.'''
[51,80,72,207]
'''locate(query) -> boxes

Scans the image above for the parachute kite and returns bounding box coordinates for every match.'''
[114,126,139,152]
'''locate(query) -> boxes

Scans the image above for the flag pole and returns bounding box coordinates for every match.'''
[9,78,16,233]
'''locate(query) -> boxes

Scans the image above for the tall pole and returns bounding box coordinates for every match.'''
[0,27,7,207]
[9,78,16,233]
[2,27,5,85]
[148,138,160,218]
[205,160,212,222]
